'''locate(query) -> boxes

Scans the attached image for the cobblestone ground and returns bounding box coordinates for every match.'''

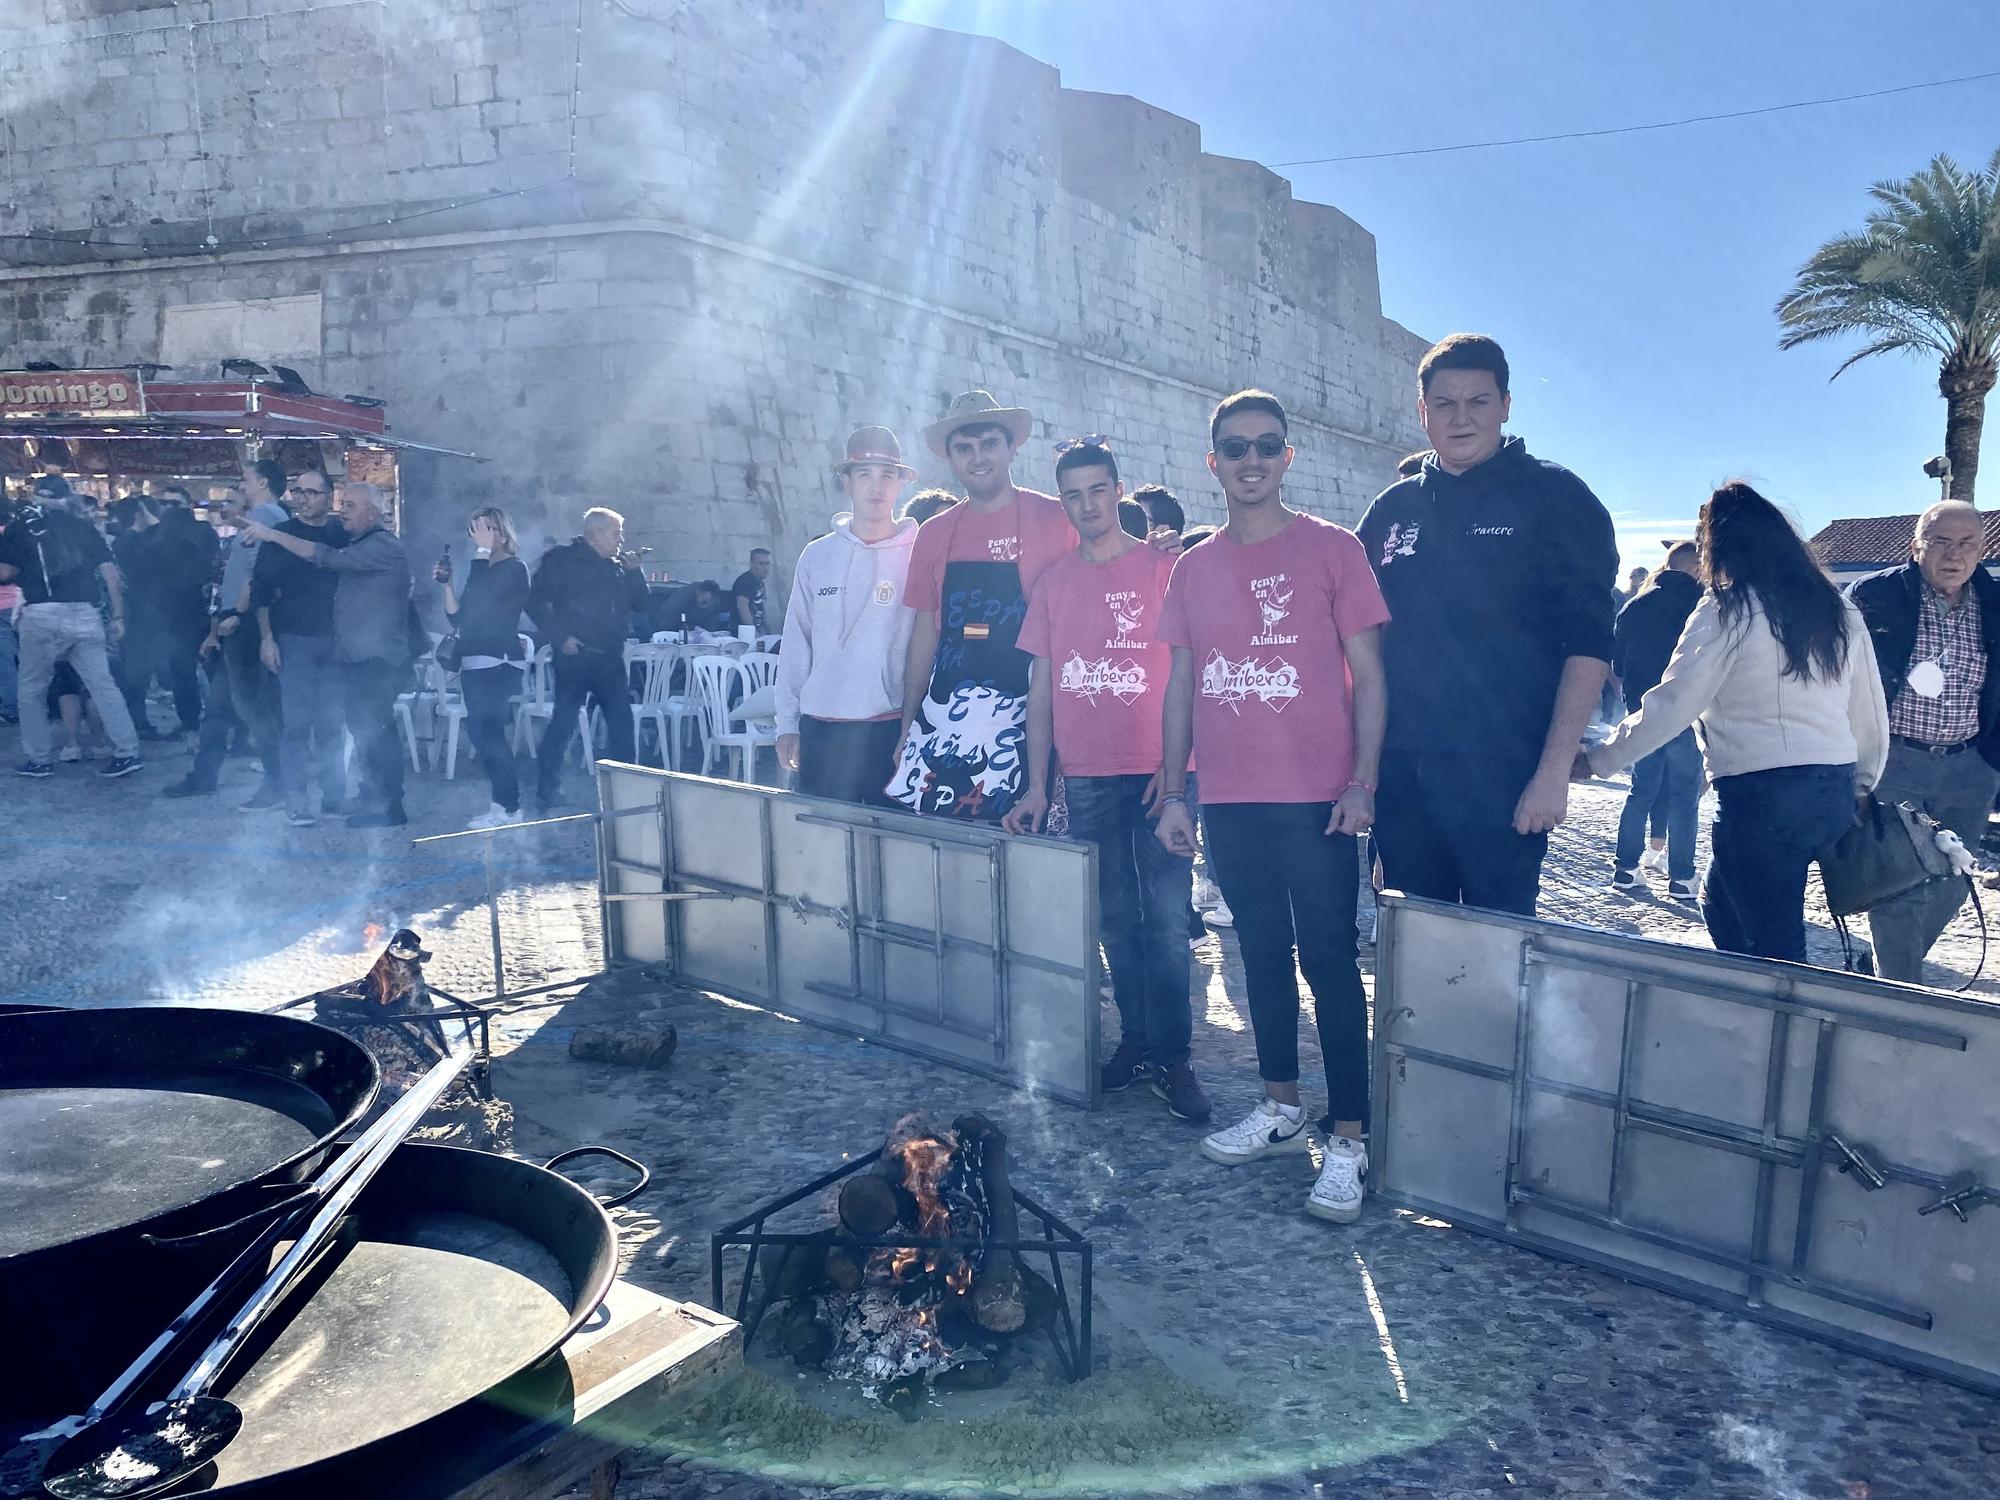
[7,751,1998,1499]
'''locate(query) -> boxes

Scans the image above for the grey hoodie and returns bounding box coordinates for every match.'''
[774,513,918,736]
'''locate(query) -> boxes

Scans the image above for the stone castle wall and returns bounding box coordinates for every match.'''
[0,0,1426,582]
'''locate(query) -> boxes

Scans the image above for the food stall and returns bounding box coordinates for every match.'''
[0,365,479,528]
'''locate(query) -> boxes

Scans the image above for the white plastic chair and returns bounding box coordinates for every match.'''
[437,672,469,780]
[690,654,769,782]
[394,658,443,772]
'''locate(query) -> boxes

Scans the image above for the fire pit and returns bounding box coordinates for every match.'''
[711,1113,1091,1403]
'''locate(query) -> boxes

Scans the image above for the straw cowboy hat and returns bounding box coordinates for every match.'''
[922,390,1033,460]
[831,425,916,477]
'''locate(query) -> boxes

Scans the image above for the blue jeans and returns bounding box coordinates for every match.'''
[276,633,348,812]
[1616,729,1701,881]
[1065,772,1195,1069]
[1705,762,1857,963]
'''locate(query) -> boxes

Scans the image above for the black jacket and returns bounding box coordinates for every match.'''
[1612,569,1701,710]
[448,556,531,660]
[1357,436,1619,761]
[1847,560,2000,770]
[525,536,649,653]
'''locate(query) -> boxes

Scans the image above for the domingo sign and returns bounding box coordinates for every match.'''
[0,370,146,419]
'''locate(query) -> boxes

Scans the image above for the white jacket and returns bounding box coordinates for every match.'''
[773,514,918,737]
[1588,593,1888,791]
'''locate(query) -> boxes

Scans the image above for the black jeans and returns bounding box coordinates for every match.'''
[536,645,632,803]
[340,656,406,815]
[1065,773,1195,1069]
[461,664,522,813]
[1705,762,1857,963]
[189,624,281,790]
[797,715,900,806]
[1374,750,1547,917]
[1203,801,1369,1122]
[119,613,204,734]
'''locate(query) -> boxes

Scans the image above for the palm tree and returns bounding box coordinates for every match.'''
[1777,149,2000,502]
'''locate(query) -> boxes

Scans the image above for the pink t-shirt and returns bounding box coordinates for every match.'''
[904,490,1072,613]
[1019,542,1177,777]
[1159,511,1389,805]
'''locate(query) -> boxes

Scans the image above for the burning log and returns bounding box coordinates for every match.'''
[312,928,452,1093]
[954,1113,1025,1334]
[836,1171,902,1235]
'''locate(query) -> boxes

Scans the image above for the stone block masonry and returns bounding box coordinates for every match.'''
[0,0,1427,585]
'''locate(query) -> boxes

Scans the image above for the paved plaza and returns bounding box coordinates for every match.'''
[8,754,1999,1499]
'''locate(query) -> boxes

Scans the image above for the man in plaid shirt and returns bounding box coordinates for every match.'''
[1849,501,2000,982]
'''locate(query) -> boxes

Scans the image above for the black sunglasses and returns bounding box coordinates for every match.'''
[1215,434,1287,461]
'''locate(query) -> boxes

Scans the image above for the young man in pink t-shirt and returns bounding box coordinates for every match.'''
[888,390,1072,821]
[1155,390,1390,1224]
[1004,439,1210,1125]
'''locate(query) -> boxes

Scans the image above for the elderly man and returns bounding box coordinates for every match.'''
[524,505,650,809]
[244,483,413,828]
[1848,501,2000,982]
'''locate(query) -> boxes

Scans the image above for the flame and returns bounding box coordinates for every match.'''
[890,1247,919,1279]
[946,1261,972,1296]
[885,1128,974,1293]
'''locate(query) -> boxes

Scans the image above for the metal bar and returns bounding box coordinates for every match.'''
[601,890,730,903]
[1746,1006,1792,1305]
[759,795,781,1005]
[410,810,601,843]
[480,834,509,1006]
[713,1232,1087,1256]
[1078,1235,1092,1378]
[1522,943,1968,1049]
[710,1234,725,1314]
[593,786,615,968]
[1370,899,1402,1194]
[1790,1019,1838,1274]
[1503,937,1534,1205]
[930,842,948,1023]
[712,1150,883,1237]
[1510,1184,1934,1329]
[989,838,1010,1064]
[867,829,889,1036]
[1607,978,1640,1219]
[659,781,681,972]
[842,822,862,1004]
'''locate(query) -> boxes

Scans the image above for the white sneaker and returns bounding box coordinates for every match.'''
[466,803,516,831]
[1306,1136,1369,1223]
[1639,846,1667,876]
[1667,878,1699,903]
[1200,1097,1311,1165]
[1192,876,1222,911]
[1206,899,1234,929]
[56,745,81,763]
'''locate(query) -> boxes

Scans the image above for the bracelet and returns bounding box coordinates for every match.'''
[1158,792,1187,807]
[1343,779,1375,795]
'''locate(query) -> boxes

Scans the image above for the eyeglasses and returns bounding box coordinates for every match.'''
[289,485,327,497]
[1053,434,1113,457]
[1918,536,1982,556]
[1215,434,1287,461]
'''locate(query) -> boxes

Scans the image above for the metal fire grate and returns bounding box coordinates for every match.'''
[711,1148,1093,1381]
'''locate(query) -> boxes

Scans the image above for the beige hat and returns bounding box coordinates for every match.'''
[832,425,915,476]
[922,390,1032,460]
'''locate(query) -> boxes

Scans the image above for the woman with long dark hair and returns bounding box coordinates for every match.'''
[1584,482,1887,962]
[438,506,530,829]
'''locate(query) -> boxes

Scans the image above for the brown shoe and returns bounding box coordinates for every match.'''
[1151,1062,1212,1123]
[1100,1042,1153,1094]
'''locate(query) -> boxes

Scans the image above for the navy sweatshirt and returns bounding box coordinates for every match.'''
[1357,436,1618,762]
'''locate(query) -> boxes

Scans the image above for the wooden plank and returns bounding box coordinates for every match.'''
[442,1284,740,1500]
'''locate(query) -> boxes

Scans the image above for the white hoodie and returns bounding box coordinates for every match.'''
[774,513,919,736]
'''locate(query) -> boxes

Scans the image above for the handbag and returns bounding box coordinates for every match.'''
[433,631,465,673]
[1816,794,1953,918]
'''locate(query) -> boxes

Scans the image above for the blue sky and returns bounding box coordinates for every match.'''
[886,0,2000,571]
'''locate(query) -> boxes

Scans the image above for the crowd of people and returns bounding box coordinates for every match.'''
[5,327,1991,1225]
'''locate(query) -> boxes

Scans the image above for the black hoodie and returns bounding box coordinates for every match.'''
[1357,436,1617,762]
[1611,568,1700,710]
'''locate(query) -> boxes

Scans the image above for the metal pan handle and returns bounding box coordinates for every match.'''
[544,1146,652,1208]
[140,1186,319,1251]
